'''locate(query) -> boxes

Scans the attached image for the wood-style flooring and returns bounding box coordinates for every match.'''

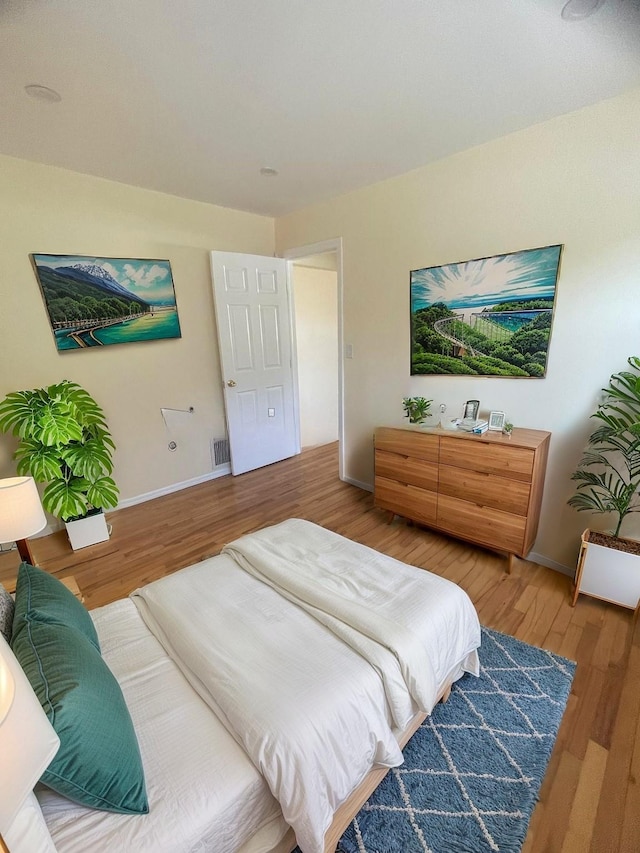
[2,442,638,853]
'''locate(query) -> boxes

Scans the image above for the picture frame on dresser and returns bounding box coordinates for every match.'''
[463,400,480,420]
[488,411,506,431]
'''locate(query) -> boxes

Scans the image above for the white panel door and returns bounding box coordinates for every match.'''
[210,251,299,475]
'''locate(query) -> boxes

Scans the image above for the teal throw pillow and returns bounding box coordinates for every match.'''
[12,562,100,651]
[11,566,148,814]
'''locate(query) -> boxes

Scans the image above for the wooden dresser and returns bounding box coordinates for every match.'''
[374,426,551,570]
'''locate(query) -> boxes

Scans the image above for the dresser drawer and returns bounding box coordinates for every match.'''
[375,427,439,463]
[374,476,437,526]
[438,464,530,516]
[437,494,526,555]
[375,449,438,491]
[439,436,534,482]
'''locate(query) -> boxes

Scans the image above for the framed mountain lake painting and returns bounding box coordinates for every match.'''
[410,244,562,376]
[31,254,182,351]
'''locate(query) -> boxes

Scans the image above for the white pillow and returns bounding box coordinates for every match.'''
[3,791,58,852]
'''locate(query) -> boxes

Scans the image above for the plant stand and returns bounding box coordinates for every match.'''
[572,528,640,615]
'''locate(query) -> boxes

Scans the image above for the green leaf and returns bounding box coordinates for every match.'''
[43,478,90,522]
[86,476,119,511]
[51,380,109,428]
[14,440,63,481]
[0,390,44,438]
[61,439,113,479]
[37,401,83,446]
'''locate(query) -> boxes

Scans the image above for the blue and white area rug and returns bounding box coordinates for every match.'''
[336,626,575,853]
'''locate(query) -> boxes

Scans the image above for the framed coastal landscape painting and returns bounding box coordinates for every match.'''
[410,244,562,376]
[31,254,181,351]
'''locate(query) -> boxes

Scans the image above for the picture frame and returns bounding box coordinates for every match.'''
[463,400,480,421]
[410,243,563,376]
[31,253,181,352]
[488,411,506,431]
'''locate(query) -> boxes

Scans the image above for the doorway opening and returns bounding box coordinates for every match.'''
[285,239,344,481]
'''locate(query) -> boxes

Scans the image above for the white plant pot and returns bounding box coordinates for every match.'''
[65,511,110,551]
[574,529,640,609]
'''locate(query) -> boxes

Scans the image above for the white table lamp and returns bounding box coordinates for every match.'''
[0,634,60,850]
[0,477,47,564]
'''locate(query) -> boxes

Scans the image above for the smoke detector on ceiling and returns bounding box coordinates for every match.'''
[561,0,606,19]
[24,84,62,103]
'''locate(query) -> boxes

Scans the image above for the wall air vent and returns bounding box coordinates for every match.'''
[212,437,230,467]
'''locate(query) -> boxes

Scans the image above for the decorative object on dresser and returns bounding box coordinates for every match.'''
[0,476,47,564]
[463,399,480,421]
[374,425,551,572]
[0,380,119,550]
[401,396,432,425]
[488,410,506,431]
[568,356,640,609]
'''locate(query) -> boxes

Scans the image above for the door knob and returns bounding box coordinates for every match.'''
[226,379,237,387]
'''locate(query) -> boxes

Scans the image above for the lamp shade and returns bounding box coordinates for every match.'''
[0,633,60,834]
[0,652,14,725]
[0,477,47,544]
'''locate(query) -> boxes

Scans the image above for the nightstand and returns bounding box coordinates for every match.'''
[59,575,84,602]
[3,573,84,603]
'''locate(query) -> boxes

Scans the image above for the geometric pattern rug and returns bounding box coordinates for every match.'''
[335,626,576,853]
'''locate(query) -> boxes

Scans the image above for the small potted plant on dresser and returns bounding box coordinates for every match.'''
[0,380,119,551]
[568,356,640,609]
[402,397,433,426]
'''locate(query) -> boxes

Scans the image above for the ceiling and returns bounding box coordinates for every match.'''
[1,0,639,217]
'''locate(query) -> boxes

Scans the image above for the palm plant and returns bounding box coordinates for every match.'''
[568,357,640,538]
[0,380,119,522]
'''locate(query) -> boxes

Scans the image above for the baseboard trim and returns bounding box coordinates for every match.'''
[116,465,231,511]
[528,550,574,577]
[343,476,372,492]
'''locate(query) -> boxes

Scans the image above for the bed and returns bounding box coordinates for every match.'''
[3,518,481,853]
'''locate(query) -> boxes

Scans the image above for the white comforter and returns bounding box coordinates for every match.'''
[223,519,480,726]
[132,519,480,853]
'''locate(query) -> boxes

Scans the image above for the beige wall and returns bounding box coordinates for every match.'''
[292,265,339,448]
[0,155,274,506]
[276,87,640,572]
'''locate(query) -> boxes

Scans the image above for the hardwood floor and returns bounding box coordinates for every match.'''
[3,441,638,852]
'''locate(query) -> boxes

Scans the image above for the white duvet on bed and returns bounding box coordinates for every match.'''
[38,599,287,853]
[132,519,480,853]
[223,518,481,722]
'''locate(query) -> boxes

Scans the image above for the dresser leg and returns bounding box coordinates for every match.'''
[507,553,515,574]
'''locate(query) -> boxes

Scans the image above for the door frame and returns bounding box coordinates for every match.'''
[284,238,345,481]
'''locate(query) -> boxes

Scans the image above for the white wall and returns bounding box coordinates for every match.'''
[0,154,274,506]
[292,265,339,448]
[276,87,640,572]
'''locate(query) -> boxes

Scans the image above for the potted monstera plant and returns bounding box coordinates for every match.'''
[0,380,119,550]
[568,356,640,608]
